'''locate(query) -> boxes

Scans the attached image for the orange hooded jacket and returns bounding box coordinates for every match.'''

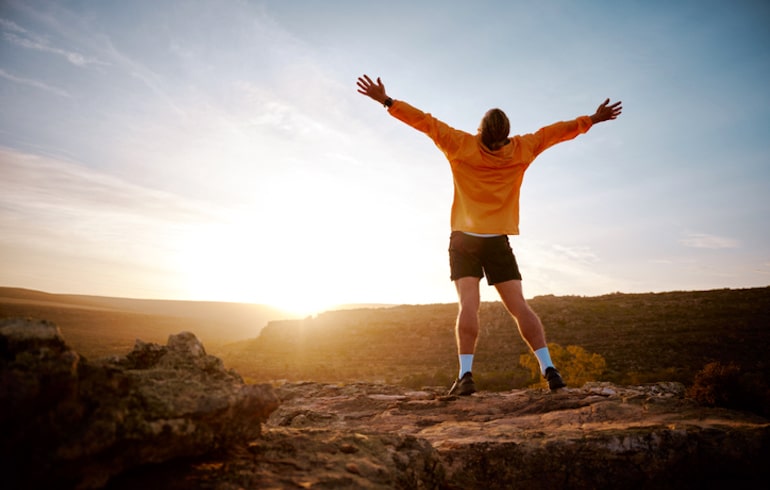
[388,100,593,235]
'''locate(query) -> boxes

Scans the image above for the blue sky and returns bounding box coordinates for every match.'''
[1,0,768,314]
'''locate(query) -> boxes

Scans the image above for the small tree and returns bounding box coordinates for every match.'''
[520,343,607,388]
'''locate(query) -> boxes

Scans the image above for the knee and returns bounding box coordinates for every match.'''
[457,305,478,322]
[457,305,479,332]
[507,299,536,321]
[457,291,480,315]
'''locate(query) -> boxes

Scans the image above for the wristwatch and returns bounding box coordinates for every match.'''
[383,97,393,108]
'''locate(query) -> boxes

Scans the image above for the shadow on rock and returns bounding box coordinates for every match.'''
[0,318,278,489]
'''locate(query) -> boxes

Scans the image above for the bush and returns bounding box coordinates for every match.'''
[687,361,770,417]
[520,343,607,388]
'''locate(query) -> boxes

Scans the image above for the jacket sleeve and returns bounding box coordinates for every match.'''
[387,100,465,155]
[525,116,594,157]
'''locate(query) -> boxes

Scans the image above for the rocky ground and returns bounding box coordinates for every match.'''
[110,381,770,489]
[2,317,769,489]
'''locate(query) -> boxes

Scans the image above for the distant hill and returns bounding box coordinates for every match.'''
[3,286,769,391]
[0,287,298,355]
[219,287,770,390]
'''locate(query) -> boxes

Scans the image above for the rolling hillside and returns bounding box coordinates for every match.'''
[219,287,770,389]
[0,287,296,356]
[3,286,769,391]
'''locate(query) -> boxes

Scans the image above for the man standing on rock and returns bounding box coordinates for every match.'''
[356,74,622,395]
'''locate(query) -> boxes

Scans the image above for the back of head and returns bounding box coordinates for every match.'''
[480,108,510,151]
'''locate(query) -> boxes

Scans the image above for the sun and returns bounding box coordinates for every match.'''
[170,162,410,316]
[173,219,348,316]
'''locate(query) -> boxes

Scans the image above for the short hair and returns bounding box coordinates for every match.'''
[480,108,510,151]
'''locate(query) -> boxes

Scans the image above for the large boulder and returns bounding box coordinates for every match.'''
[0,318,278,489]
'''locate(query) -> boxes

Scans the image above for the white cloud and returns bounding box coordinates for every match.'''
[0,146,220,214]
[0,18,27,33]
[551,244,600,264]
[0,68,71,97]
[679,232,740,249]
[2,31,104,67]
[0,146,253,299]
[0,147,225,256]
[498,239,623,299]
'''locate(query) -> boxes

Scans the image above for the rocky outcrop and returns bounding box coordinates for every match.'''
[3,317,769,489]
[268,382,770,489]
[0,318,279,489]
[111,381,770,489]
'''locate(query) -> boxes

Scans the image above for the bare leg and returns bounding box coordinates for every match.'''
[454,276,481,355]
[496,279,565,388]
[494,279,547,351]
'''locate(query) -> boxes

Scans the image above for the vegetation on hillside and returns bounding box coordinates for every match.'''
[3,286,769,402]
[687,361,770,417]
[520,344,607,389]
[220,287,770,394]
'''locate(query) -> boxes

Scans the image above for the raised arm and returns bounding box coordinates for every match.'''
[356,74,391,106]
[356,74,467,154]
[528,99,623,156]
[590,98,623,124]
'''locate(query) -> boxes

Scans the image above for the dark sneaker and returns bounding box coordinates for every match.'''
[544,367,566,390]
[448,371,476,396]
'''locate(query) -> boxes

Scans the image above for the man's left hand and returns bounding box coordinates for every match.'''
[591,98,623,124]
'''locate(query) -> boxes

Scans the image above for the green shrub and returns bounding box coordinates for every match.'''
[520,343,607,388]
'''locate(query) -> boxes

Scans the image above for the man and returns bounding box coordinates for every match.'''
[356,74,622,394]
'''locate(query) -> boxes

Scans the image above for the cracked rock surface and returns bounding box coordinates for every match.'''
[112,381,770,489]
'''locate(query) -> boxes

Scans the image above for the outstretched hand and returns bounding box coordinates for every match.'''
[590,99,623,124]
[356,74,389,105]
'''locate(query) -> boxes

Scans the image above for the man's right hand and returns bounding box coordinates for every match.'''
[357,75,389,105]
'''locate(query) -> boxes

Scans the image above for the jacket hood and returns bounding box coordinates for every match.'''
[476,134,515,166]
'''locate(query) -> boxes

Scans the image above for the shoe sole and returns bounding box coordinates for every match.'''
[453,387,476,396]
[448,380,476,396]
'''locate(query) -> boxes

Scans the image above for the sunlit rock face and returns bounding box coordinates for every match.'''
[261,381,770,489]
[0,318,279,489]
[112,381,770,489]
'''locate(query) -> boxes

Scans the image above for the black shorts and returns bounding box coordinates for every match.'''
[448,231,522,285]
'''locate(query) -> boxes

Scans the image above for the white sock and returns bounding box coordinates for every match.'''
[459,354,474,378]
[533,347,554,375]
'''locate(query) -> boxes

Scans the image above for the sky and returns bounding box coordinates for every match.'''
[1,0,769,315]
